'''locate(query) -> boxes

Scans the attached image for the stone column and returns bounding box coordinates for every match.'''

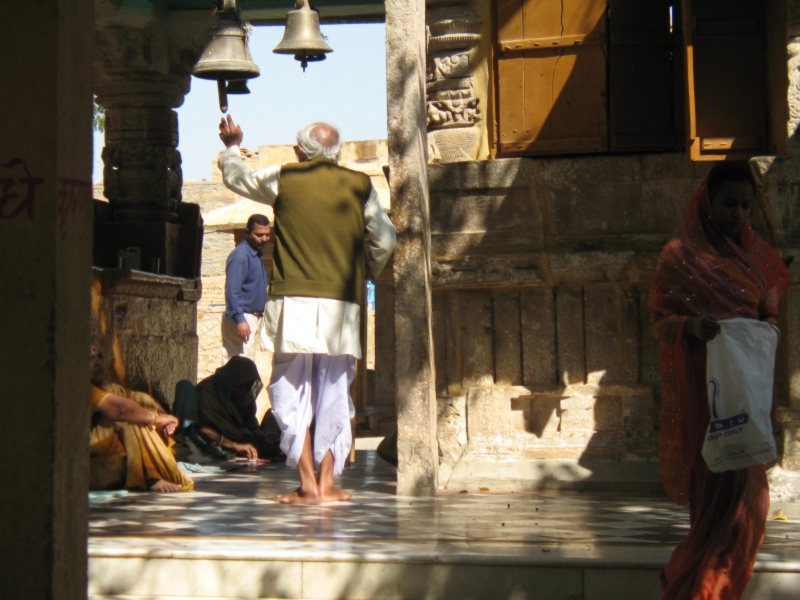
[91,10,209,407]
[92,10,210,278]
[0,1,93,598]
[386,0,439,495]
[769,1,800,472]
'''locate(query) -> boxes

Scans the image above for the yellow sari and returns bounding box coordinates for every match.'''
[90,384,194,491]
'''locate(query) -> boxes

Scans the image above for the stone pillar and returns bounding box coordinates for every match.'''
[768,1,800,471]
[93,10,209,277]
[386,0,439,495]
[91,10,209,407]
[93,11,208,222]
[0,1,93,598]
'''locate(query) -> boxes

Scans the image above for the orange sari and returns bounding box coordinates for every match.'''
[649,176,788,600]
[90,384,194,492]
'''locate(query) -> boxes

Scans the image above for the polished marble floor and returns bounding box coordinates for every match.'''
[88,450,800,555]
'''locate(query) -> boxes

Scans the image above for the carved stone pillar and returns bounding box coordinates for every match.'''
[774,0,800,474]
[426,5,482,163]
[94,9,209,222]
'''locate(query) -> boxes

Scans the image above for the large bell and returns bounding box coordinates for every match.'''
[273,0,333,71]
[193,0,260,112]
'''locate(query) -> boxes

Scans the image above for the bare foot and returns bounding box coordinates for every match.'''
[276,487,322,505]
[320,485,352,503]
[149,479,181,493]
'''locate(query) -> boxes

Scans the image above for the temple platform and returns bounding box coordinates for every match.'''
[88,449,800,600]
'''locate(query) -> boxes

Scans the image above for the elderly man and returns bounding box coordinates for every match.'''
[217,116,396,504]
[222,213,271,363]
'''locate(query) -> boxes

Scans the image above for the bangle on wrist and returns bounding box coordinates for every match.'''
[149,412,156,426]
[770,323,781,340]
[216,434,224,447]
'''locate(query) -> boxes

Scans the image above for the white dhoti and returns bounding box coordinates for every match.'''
[269,352,355,476]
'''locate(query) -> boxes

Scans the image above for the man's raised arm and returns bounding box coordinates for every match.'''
[217,115,280,205]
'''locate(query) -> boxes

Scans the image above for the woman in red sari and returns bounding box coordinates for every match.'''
[650,161,789,600]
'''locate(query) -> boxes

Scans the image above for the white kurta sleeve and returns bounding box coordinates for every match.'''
[364,185,397,278]
[218,145,280,205]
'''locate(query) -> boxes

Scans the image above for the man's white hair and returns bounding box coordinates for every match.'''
[296,122,342,162]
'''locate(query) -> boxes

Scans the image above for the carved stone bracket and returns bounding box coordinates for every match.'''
[426,6,481,163]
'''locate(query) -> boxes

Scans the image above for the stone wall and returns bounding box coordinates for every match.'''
[427,154,713,489]
[427,151,800,489]
[91,269,200,409]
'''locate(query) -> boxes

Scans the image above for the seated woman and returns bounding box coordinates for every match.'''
[649,161,789,600]
[90,341,194,493]
[174,356,281,460]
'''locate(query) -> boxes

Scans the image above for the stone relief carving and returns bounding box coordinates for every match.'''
[426,7,481,163]
[788,16,800,140]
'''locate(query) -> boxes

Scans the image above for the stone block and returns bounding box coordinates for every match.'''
[560,396,596,433]
[594,396,624,431]
[787,289,800,404]
[584,286,639,385]
[777,408,800,471]
[521,289,557,387]
[556,288,585,385]
[638,288,661,388]
[493,292,522,385]
[432,294,449,395]
[466,387,529,446]
[584,569,662,600]
[444,292,463,395]
[624,392,655,431]
[437,395,467,485]
[92,269,199,408]
[527,394,561,439]
[460,293,494,388]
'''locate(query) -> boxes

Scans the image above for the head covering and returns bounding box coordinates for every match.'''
[195,356,263,442]
[649,174,789,504]
[210,356,263,409]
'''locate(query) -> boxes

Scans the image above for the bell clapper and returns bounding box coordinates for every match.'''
[217,77,229,113]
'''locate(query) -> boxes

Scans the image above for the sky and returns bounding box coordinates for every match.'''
[92,22,388,183]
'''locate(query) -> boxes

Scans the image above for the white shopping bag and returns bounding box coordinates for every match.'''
[702,318,778,472]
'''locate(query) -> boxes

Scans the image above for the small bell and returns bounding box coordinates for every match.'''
[193,0,260,112]
[273,0,333,71]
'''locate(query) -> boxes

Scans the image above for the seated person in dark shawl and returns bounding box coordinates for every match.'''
[174,356,281,460]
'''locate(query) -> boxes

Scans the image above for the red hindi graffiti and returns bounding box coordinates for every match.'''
[0,159,43,220]
[57,177,93,240]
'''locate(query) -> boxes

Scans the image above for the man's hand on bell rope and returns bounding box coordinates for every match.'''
[219,115,244,148]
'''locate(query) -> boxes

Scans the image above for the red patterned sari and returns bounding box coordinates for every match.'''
[649,176,789,600]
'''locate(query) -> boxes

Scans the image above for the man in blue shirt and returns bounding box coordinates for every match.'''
[221,214,271,363]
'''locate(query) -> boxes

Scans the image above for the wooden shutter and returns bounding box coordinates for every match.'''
[496,0,608,156]
[682,0,787,160]
[609,0,677,152]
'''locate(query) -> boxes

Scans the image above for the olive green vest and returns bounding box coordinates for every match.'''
[269,156,371,304]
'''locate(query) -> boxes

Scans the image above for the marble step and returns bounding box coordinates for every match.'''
[88,538,800,600]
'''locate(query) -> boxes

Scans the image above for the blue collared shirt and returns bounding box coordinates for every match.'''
[224,240,267,324]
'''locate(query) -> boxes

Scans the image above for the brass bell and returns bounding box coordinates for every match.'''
[193,0,260,112]
[273,0,333,71]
